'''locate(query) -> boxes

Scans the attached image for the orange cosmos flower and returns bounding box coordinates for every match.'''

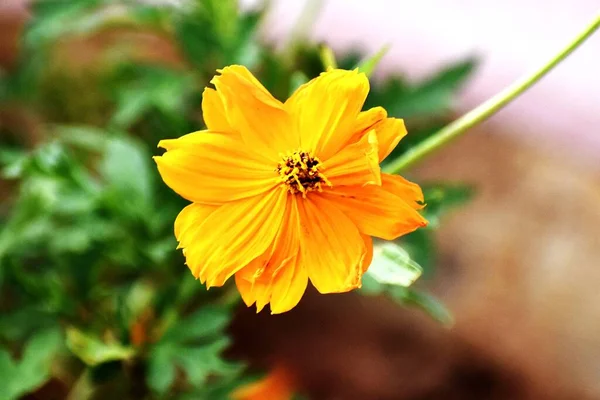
[231,366,296,400]
[154,66,427,314]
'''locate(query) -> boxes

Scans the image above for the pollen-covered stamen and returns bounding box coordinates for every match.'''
[276,150,331,196]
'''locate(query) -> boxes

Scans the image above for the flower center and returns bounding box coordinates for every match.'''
[276,150,331,196]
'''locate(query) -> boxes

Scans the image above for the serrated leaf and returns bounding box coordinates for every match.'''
[174,338,237,386]
[161,306,230,344]
[147,307,237,395]
[66,327,135,366]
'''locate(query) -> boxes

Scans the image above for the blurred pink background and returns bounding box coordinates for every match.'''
[245,0,600,168]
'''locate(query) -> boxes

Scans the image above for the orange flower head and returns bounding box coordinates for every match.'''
[154,66,428,314]
[231,366,295,400]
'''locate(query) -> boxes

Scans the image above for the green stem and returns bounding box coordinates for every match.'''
[384,13,600,174]
[320,45,338,70]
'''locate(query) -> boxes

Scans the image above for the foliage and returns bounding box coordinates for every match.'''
[0,329,62,400]
[0,0,476,398]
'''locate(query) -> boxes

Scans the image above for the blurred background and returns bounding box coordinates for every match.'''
[1,0,599,399]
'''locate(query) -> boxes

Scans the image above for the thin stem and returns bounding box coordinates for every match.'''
[320,45,338,70]
[384,13,600,174]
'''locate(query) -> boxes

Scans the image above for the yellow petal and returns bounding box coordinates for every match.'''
[234,253,277,312]
[286,69,369,159]
[201,87,233,133]
[297,195,366,294]
[235,274,255,308]
[361,234,374,273]
[346,106,387,145]
[320,182,427,241]
[234,196,308,314]
[382,173,425,209]
[157,129,241,151]
[344,113,406,163]
[182,188,286,287]
[211,65,296,158]
[157,130,205,151]
[375,117,407,162]
[174,203,218,247]
[235,259,272,311]
[231,366,295,400]
[269,260,308,314]
[321,129,381,187]
[154,131,277,204]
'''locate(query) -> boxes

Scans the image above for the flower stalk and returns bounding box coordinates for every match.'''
[384,13,600,174]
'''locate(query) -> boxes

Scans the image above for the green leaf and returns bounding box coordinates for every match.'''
[99,136,154,213]
[23,0,100,49]
[173,0,240,69]
[0,351,18,400]
[122,280,156,328]
[110,66,195,130]
[360,243,452,325]
[205,0,239,49]
[0,148,29,179]
[53,125,108,152]
[403,290,454,327]
[0,329,62,400]
[0,308,58,342]
[161,306,231,344]
[367,57,478,119]
[66,327,135,366]
[420,57,478,96]
[174,338,238,386]
[147,306,238,395]
[356,45,390,77]
[147,344,177,394]
[365,242,423,288]
[401,57,477,117]
[18,329,63,385]
[421,183,475,228]
[397,228,436,277]
[230,9,264,67]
